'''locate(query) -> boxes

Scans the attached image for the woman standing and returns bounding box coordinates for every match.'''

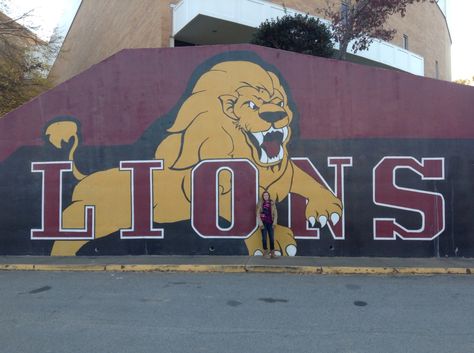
[256,191,278,258]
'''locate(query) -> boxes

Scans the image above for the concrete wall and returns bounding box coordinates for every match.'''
[1,45,472,257]
[49,0,450,84]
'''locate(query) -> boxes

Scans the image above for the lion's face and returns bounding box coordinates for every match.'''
[167,60,295,170]
[216,65,294,168]
[233,85,292,167]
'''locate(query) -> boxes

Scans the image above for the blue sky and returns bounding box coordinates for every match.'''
[4,0,473,81]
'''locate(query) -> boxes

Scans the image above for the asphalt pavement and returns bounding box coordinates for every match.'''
[1,271,473,353]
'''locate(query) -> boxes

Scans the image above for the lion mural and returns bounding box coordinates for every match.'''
[45,60,342,256]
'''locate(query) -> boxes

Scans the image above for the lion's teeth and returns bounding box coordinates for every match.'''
[261,148,284,164]
[260,126,289,141]
[282,126,288,141]
[268,156,278,163]
[277,147,284,160]
[260,149,269,164]
[253,132,264,145]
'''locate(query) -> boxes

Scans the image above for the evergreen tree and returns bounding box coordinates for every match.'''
[251,13,335,58]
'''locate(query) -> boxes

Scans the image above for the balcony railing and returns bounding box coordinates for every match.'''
[172,0,424,76]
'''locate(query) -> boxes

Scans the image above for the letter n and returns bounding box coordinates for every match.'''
[289,157,352,240]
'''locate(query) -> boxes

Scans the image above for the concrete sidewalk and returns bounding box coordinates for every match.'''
[0,255,473,275]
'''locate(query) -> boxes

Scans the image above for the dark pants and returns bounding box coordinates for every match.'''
[261,223,275,251]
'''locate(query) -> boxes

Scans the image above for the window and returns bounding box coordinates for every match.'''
[403,35,409,50]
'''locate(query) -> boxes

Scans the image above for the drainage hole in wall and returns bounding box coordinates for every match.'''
[354,300,368,307]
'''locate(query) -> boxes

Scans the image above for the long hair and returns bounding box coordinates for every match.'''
[257,191,273,211]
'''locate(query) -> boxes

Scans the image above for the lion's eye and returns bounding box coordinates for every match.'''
[279,101,284,108]
[248,101,258,110]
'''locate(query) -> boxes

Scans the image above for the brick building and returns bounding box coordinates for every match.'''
[50,0,451,83]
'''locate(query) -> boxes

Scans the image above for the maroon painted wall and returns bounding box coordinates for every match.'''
[1,45,473,160]
[1,44,473,257]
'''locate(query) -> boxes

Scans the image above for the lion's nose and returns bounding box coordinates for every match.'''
[259,111,287,123]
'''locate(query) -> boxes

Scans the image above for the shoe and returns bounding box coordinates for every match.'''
[270,250,276,258]
[263,250,269,258]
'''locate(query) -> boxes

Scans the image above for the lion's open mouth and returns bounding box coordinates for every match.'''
[248,126,289,164]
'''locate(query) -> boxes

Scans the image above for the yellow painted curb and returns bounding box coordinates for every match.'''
[105,264,246,273]
[34,264,107,271]
[0,263,473,275]
[244,265,474,275]
[320,266,474,275]
[0,264,35,271]
[0,264,246,273]
[0,264,107,271]
[245,265,323,274]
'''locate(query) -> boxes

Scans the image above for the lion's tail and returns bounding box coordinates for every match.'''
[68,133,86,180]
[45,120,87,180]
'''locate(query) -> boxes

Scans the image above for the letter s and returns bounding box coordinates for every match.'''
[373,157,445,240]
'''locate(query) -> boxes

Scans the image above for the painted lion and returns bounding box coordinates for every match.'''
[46,60,342,256]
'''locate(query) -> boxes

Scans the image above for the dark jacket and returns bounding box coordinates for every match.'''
[256,199,278,227]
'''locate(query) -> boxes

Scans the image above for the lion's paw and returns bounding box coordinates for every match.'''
[245,226,298,257]
[274,225,297,256]
[306,192,342,229]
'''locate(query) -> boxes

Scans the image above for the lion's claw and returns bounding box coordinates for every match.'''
[331,213,340,225]
[318,215,327,228]
[286,244,297,256]
[308,213,340,228]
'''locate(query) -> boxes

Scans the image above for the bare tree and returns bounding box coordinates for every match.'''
[320,0,436,60]
[0,0,61,116]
